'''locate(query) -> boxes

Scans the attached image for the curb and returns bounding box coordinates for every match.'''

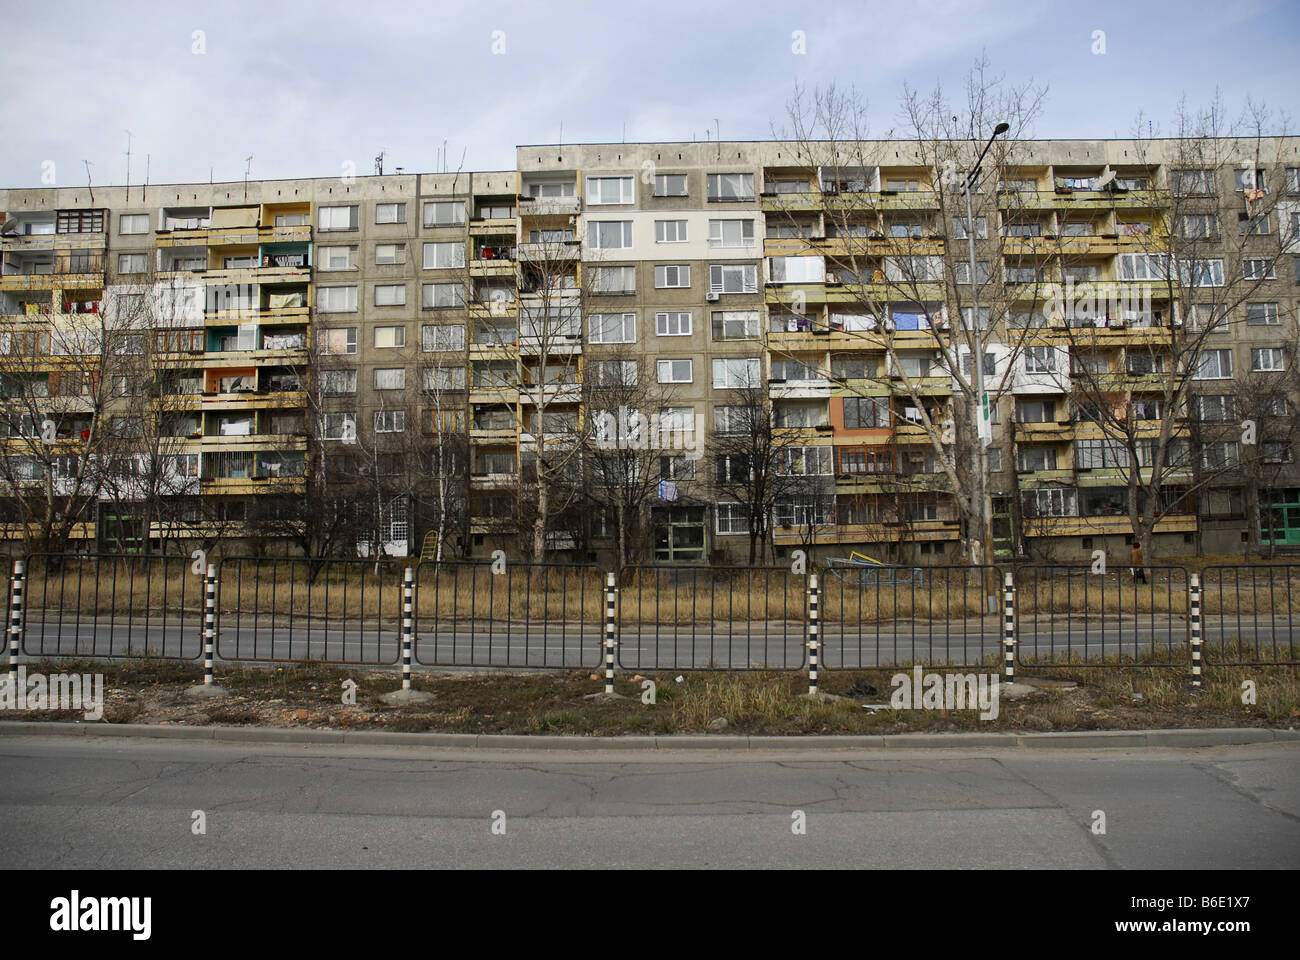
[0,720,1296,751]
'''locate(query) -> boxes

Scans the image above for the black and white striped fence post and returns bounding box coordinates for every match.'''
[807,573,820,696]
[8,559,24,685]
[1003,570,1016,683]
[604,571,617,695]
[202,562,218,686]
[1189,572,1203,688]
[402,567,415,691]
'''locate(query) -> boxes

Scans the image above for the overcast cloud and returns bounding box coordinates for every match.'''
[2,0,1297,188]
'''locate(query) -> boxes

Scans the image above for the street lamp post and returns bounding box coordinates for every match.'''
[962,121,1008,611]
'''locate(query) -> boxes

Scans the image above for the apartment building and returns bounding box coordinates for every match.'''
[1,136,1297,562]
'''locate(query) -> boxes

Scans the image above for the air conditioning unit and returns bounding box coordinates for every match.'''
[706,291,720,302]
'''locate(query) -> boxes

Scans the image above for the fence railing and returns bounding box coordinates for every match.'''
[616,565,807,671]
[413,561,601,668]
[5,555,1297,678]
[1014,564,1190,668]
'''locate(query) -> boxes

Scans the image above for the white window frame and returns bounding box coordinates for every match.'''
[708,263,758,294]
[655,220,688,243]
[373,368,407,391]
[374,284,406,307]
[656,311,692,337]
[318,205,358,231]
[375,202,406,224]
[708,219,755,247]
[317,286,358,313]
[654,264,691,289]
[1252,347,1286,372]
[119,214,149,235]
[711,357,761,389]
[1195,349,1234,380]
[374,410,407,434]
[586,221,633,250]
[373,325,406,349]
[588,313,636,344]
[423,242,466,270]
[657,359,694,384]
[422,324,465,352]
[653,174,688,197]
[586,176,634,205]
[320,327,358,355]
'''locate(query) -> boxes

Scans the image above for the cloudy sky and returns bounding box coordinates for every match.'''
[3,0,1297,189]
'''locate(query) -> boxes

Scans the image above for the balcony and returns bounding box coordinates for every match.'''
[470,472,519,490]
[1022,514,1195,538]
[768,377,832,400]
[997,188,1169,211]
[156,222,311,247]
[518,196,581,217]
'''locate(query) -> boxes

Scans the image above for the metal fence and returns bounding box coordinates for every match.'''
[5,554,1298,675]
[216,557,402,665]
[820,565,1006,669]
[413,561,601,668]
[1199,565,1300,666]
[1014,564,1190,668]
[616,565,807,671]
[19,553,204,660]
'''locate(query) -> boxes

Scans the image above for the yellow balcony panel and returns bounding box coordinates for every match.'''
[888,375,951,396]
[470,473,520,491]
[767,330,833,350]
[1,274,106,292]
[833,477,890,495]
[774,425,833,440]
[1022,513,1195,538]
[517,197,582,218]
[201,390,308,410]
[200,476,305,495]
[197,435,307,452]
[831,377,891,398]
[1017,468,1074,486]
[469,218,518,236]
[470,428,518,443]
[1016,421,1075,439]
[469,260,516,278]
[468,301,519,321]
[203,348,308,366]
[0,522,95,541]
[469,387,519,404]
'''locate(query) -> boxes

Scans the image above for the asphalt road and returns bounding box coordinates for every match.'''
[0,736,1296,869]
[12,614,1298,670]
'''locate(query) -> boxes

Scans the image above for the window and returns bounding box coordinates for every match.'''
[1239,212,1271,235]
[1234,168,1267,192]
[1195,349,1234,379]
[1196,395,1236,421]
[708,264,758,294]
[1246,302,1279,325]
[320,370,358,395]
[374,284,406,306]
[1117,253,1168,282]
[1005,266,1042,284]
[586,221,633,249]
[526,181,575,199]
[712,358,760,389]
[959,352,997,377]
[708,219,755,247]
[831,355,876,379]
[1018,447,1058,472]
[422,324,465,351]
[951,216,987,239]
[422,282,466,309]
[324,412,356,440]
[1182,259,1226,286]
[375,202,406,224]
[655,311,692,337]
[320,327,358,355]
[374,410,406,433]
[423,202,465,227]
[1172,169,1214,196]
[655,220,688,243]
[589,265,636,294]
[843,397,888,429]
[1075,439,1128,469]
[1185,303,1227,332]
[1202,441,1239,470]
[373,368,406,390]
[1126,353,1164,374]
[715,503,751,534]
[707,174,754,202]
[587,313,636,344]
[1242,258,1275,281]
[423,242,466,269]
[886,256,944,282]
[119,214,149,235]
[318,286,358,313]
[117,253,147,273]
[713,406,747,434]
[56,209,104,233]
[657,359,693,383]
[1017,400,1055,423]
[661,456,696,481]
[586,176,634,205]
[954,261,991,285]
[1062,221,1094,237]
[988,448,1003,472]
[423,367,466,391]
[373,326,406,349]
[319,205,358,231]
[1023,346,1056,373]
[655,264,690,289]
[592,360,637,387]
[1252,348,1286,372]
[1179,214,1218,239]
[1260,395,1288,417]
[318,246,355,270]
[375,243,404,265]
[711,310,758,340]
[1023,488,1078,518]
[768,255,824,283]
[653,174,688,197]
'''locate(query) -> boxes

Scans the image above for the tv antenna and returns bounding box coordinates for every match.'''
[124,130,134,201]
[374,150,386,176]
[82,160,95,203]
[244,155,253,199]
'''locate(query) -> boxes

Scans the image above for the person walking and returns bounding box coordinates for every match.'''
[1130,541,1147,585]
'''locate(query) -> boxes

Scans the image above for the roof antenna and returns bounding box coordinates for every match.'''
[244,155,253,199]
[714,118,721,159]
[124,130,133,202]
[82,160,95,204]
[144,153,150,202]
[442,140,448,172]
[374,150,385,176]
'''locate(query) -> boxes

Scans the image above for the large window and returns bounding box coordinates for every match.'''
[1171,169,1215,196]
[768,256,824,283]
[710,310,758,340]
[373,368,406,391]
[707,174,754,202]
[588,313,636,344]
[422,282,466,309]
[708,264,758,294]
[320,370,358,395]
[318,205,358,231]
[653,174,688,197]
[374,284,406,306]
[1023,346,1056,373]
[319,327,357,355]
[711,358,760,389]
[778,446,832,476]
[656,311,692,337]
[589,265,636,294]
[423,202,465,227]
[1242,258,1275,281]
[657,359,693,383]
[592,360,638,387]
[324,412,357,440]
[423,242,466,269]
[654,265,691,289]
[374,410,406,433]
[375,202,406,224]
[1075,439,1128,469]
[373,326,406,349]
[1195,349,1234,379]
[1117,253,1168,282]
[1182,259,1225,286]
[1023,488,1078,518]
[713,406,748,434]
[1246,302,1280,325]
[422,324,465,351]
[1252,347,1286,372]
[715,503,751,534]
[586,176,634,205]
[709,219,755,247]
[655,220,688,243]
[119,214,149,235]
[318,246,355,271]
[586,221,633,249]
[424,367,466,391]
[317,286,358,313]
[843,397,888,429]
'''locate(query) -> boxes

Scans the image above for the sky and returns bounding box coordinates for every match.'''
[2,0,1298,189]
